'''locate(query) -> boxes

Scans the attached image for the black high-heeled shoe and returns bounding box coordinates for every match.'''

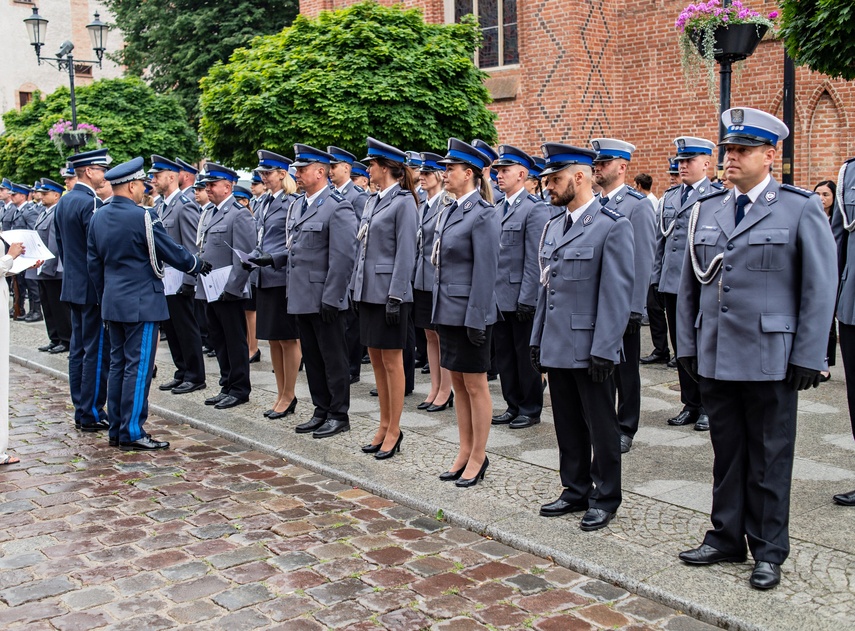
[417,400,434,410]
[268,397,298,419]
[249,349,261,363]
[375,431,403,460]
[426,391,453,412]
[361,442,382,453]
[455,457,489,488]
[439,467,465,481]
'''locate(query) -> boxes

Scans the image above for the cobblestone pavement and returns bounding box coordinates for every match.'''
[0,365,720,631]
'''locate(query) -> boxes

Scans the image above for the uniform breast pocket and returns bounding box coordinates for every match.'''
[747,228,789,271]
[662,206,676,225]
[375,263,393,275]
[760,313,797,374]
[561,246,595,280]
[300,222,324,249]
[208,226,227,244]
[501,222,522,246]
[693,229,721,269]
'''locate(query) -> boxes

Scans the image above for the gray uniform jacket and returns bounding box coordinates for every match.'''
[25,204,61,280]
[276,187,357,315]
[161,190,201,286]
[351,184,417,305]
[1,202,15,231]
[833,158,855,324]
[338,181,370,220]
[531,205,634,368]
[495,191,550,312]
[652,178,713,294]
[11,202,39,230]
[255,191,297,289]
[676,180,836,381]
[413,193,447,292]
[431,192,501,330]
[195,196,256,300]
[605,186,656,314]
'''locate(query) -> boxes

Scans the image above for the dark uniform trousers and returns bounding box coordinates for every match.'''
[663,292,703,412]
[108,321,159,443]
[345,309,362,378]
[297,312,350,421]
[163,292,205,383]
[646,285,670,357]
[68,303,109,426]
[494,312,542,418]
[547,368,621,512]
[615,327,641,438]
[195,299,210,348]
[837,323,855,440]
[39,281,71,346]
[699,378,797,564]
[206,300,250,400]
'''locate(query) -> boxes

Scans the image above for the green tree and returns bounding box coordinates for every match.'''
[779,0,855,80]
[103,0,299,124]
[0,77,198,184]
[199,1,497,168]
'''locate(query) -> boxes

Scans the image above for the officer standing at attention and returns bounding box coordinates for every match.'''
[87,157,211,450]
[249,171,266,214]
[472,140,502,204]
[490,145,550,430]
[351,162,370,194]
[8,182,42,322]
[652,137,716,431]
[149,155,206,395]
[54,149,112,433]
[531,143,634,531]
[197,163,258,410]
[591,138,656,453]
[676,108,836,589]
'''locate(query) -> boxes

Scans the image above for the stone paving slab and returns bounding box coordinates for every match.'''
[8,319,855,629]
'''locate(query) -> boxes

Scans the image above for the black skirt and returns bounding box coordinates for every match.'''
[256,286,299,340]
[243,284,257,312]
[436,324,493,373]
[413,289,435,330]
[359,301,412,349]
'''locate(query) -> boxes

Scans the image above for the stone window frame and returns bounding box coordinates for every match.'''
[446,0,520,70]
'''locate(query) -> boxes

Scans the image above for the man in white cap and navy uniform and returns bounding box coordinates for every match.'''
[676,107,836,590]
[652,136,717,432]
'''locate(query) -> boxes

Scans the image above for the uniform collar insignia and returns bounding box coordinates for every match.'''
[463,201,473,210]
[616,195,623,202]
[765,191,776,202]
[515,197,521,205]
[698,186,705,194]
[723,193,731,204]
[317,198,324,206]
[583,213,593,225]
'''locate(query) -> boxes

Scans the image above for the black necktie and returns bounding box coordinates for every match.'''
[681,184,693,206]
[599,196,609,206]
[444,201,458,222]
[564,213,573,234]
[735,194,750,226]
[299,198,308,219]
[503,200,510,216]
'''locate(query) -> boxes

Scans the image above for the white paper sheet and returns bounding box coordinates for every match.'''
[162,266,184,296]
[201,265,232,302]
[2,230,56,275]
[226,242,257,268]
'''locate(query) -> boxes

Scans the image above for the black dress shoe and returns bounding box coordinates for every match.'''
[349,374,360,384]
[296,416,326,433]
[667,409,699,426]
[832,489,855,506]
[362,442,382,454]
[48,343,68,354]
[202,345,214,354]
[693,414,710,432]
[268,398,298,419]
[491,410,516,425]
[80,420,109,433]
[509,415,540,429]
[439,467,465,481]
[749,561,781,590]
[172,381,206,394]
[120,436,170,451]
[38,343,56,352]
[640,352,670,365]
[263,409,274,417]
[159,378,182,391]
[206,349,218,357]
[24,311,43,323]
[455,457,489,488]
[361,354,371,364]
[370,388,378,396]
[678,543,746,565]
[540,498,588,517]
[249,349,261,363]
[205,392,228,405]
[667,358,678,368]
[580,508,616,531]
[487,373,497,382]
[417,400,433,410]
[426,392,453,412]
[375,431,403,460]
[152,365,157,379]
[414,359,426,368]
[108,437,119,447]
[214,395,248,410]
[313,419,350,439]
[421,364,430,374]
[620,434,633,453]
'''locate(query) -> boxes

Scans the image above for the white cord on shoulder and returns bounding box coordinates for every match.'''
[145,211,165,279]
[658,195,676,237]
[838,163,855,232]
[687,200,723,284]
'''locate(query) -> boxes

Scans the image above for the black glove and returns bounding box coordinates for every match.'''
[530,346,545,374]
[588,356,614,383]
[249,251,274,268]
[350,299,359,315]
[385,297,402,325]
[516,302,536,322]
[197,258,213,276]
[679,356,699,383]
[219,291,242,302]
[626,312,643,335]
[466,327,486,347]
[786,363,822,391]
[320,304,339,324]
[176,283,195,297]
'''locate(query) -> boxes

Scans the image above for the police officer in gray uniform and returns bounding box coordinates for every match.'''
[8,182,42,321]
[676,108,836,590]
[652,137,716,431]
[591,138,656,453]
[472,139,502,204]
[531,143,634,531]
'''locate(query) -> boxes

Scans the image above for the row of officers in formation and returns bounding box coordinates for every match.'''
[7,105,855,594]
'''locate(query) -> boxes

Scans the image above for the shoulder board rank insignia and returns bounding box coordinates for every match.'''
[699,188,727,202]
[527,193,541,203]
[354,185,364,192]
[627,189,645,200]
[765,191,776,202]
[329,190,345,202]
[463,201,473,210]
[711,181,725,190]
[477,199,492,208]
[665,184,680,193]
[180,194,190,204]
[583,213,594,225]
[600,206,623,220]
[781,183,813,197]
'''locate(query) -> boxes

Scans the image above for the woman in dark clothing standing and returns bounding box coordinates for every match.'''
[816,179,838,380]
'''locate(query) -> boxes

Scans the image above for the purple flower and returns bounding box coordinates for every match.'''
[768,10,779,18]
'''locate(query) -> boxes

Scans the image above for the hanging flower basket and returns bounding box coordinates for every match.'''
[60,131,91,148]
[48,119,103,156]
[691,22,769,63]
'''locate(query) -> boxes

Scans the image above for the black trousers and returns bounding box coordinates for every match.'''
[646,284,670,356]
[494,312,542,418]
[699,378,797,564]
[297,312,350,421]
[194,298,209,348]
[404,313,416,393]
[38,280,71,345]
[663,292,703,412]
[547,367,621,512]
[837,323,855,440]
[206,300,250,400]
[345,309,362,378]
[615,327,641,437]
[163,293,205,384]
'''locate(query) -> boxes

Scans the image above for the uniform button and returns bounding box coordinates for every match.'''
[766,236,772,242]
[549,290,555,295]
[553,255,558,261]
[785,324,790,330]
[700,237,705,242]
[723,286,730,292]
[721,306,728,312]
[672,248,677,252]
[551,271,557,277]
[549,304,554,310]
[576,251,581,256]
[725,264,732,271]
[727,243,734,250]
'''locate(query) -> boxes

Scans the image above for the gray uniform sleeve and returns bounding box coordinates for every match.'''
[520,201,550,308]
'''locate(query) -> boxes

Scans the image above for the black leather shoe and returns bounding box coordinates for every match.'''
[205,393,228,406]
[206,349,217,357]
[540,498,588,517]
[580,508,616,531]
[249,349,261,363]
[414,359,426,368]
[48,343,68,354]
[693,414,710,432]
[108,437,119,447]
[421,364,430,374]
[362,442,382,454]
[426,392,453,412]
[640,352,670,365]
[361,354,371,364]
[296,417,326,434]
[202,345,214,354]
[38,343,56,352]
[491,411,516,425]
[120,436,170,451]
[667,358,678,368]
[487,373,497,382]
[313,419,350,439]
[24,311,43,323]
[678,543,746,565]
[375,431,403,460]
[620,434,633,453]
[667,409,699,426]
[80,420,109,433]
[439,467,465,481]
[159,378,182,391]
[509,415,540,429]
[417,400,433,410]
[749,561,781,590]
[832,489,855,506]
[455,457,489,488]
[349,374,360,384]
[370,388,378,396]
[172,381,206,395]
[263,409,275,417]
[268,398,298,419]
[214,395,248,410]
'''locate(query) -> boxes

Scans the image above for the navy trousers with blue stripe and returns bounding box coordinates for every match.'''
[68,303,109,426]
[107,321,159,443]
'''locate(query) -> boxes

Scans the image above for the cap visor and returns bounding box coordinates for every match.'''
[492,158,525,167]
[718,135,768,147]
[291,159,318,168]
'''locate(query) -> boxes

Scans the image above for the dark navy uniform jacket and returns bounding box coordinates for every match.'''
[55,183,102,305]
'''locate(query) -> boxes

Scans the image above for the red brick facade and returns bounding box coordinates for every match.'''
[300,0,855,195]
